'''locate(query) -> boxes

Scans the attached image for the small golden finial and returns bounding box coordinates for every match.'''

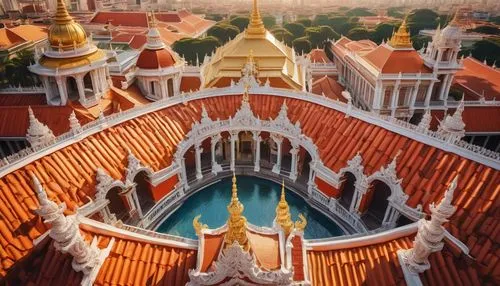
[389,16,412,49]
[54,0,73,24]
[193,215,207,236]
[246,0,266,37]
[275,180,294,236]
[225,173,248,248]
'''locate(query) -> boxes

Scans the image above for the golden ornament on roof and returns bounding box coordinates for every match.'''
[295,213,307,232]
[389,17,412,49]
[224,174,248,249]
[275,180,294,236]
[48,0,88,51]
[193,215,207,237]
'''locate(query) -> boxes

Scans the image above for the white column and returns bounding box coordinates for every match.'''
[410,80,421,109]
[76,75,86,103]
[253,131,261,172]
[271,134,283,174]
[307,161,316,197]
[56,77,68,105]
[195,141,203,180]
[289,140,299,181]
[443,75,454,101]
[373,81,382,110]
[438,74,450,100]
[179,158,189,190]
[211,134,222,175]
[230,131,238,171]
[391,79,401,117]
[424,80,435,107]
[131,188,143,218]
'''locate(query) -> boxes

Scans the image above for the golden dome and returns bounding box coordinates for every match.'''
[48,0,87,51]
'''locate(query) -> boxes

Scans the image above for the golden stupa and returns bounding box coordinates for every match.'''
[275,180,294,236]
[39,0,105,69]
[202,0,304,90]
[388,17,412,49]
[224,174,249,249]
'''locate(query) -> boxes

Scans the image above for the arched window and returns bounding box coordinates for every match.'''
[83,73,94,99]
[66,77,79,102]
[167,78,174,97]
[134,171,155,215]
[361,180,391,230]
[339,172,356,210]
[106,187,130,222]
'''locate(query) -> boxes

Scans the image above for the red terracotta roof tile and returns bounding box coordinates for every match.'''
[453,57,500,100]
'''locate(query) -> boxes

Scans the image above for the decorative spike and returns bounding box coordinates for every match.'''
[224,174,248,249]
[275,180,294,236]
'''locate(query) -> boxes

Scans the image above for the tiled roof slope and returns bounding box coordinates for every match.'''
[307,236,413,285]
[7,229,196,285]
[453,57,500,100]
[0,94,498,282]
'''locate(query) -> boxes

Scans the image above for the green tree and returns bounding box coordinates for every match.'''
[411,35,431,51]
[284,22,306,39]
[262,16,276,29]
[346,27,372,41]
[407,9,440,35]
[461,39,500,66]
[468,25,500,35]
[292,37,312,54]
[346,8,376,17]
[271,27,294,45]
[489,16,500,25]
[372,22,399,43]
[230,16,250,32]
[207,24,240,44]
[313,14,330,26]
[172,37,221,66]
[205,14,224,21]
[297,18,312,27]
[4,50,38,87]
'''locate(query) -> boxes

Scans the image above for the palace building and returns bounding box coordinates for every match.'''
[0,1,499,285]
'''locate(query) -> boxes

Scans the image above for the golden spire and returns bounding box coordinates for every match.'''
[54,0,72,25]
[389,17,412,49]
[246,0,266,38]
[449,8,460,27]
[48,0,88,50]
[225,174,248,249]
[275,180,294,236]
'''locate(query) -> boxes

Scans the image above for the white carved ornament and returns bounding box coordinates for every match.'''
[188,242,293,286]
[125,150,152,185]
[95,168,125,201]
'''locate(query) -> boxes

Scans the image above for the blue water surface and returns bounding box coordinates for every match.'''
[156,176,344,239]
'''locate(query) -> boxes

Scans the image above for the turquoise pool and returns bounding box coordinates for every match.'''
[156,176,344,239]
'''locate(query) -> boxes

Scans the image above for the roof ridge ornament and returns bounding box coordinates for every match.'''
[69,110,82,133]
[398,176,459,275]
[32,174,111,283]
[26,106,55,148]
[417,109,432,132]
[438,98,465,142]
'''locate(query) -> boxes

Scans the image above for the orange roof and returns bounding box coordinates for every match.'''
[0,94,498,282]
[362,45,432,73]
[9,25,47,43]
[453,57,500,100]
[180,76,201,92]
[432,106,500,133]
[312,76,346,102]
[136,48,176,69]
[309,49,331,63]
[247,230,281,270]
[0,28,26,49]
[308,236,414,285]
[0,106,83,137]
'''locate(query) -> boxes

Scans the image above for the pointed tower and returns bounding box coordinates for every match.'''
[26,107,55,147]
[29,0,109,108]
[135,11,184,101]
[246,0,266,38]
[224,174,248,249]
[388,17,413,49]
[438,98,466,141]
[423,10,463,101]
[275,180,294,236]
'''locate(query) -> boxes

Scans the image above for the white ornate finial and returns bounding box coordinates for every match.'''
[69,111,82,133]
[98,109,105,121]
[26,106,55,147]
[399,176,458,274]
[387,150,401,174]
[417,109,432,132]
[200,103,211,124]
[438,98,465,141]
[342,91,352,118]
[347,151,363,169]
[32,174,102,276]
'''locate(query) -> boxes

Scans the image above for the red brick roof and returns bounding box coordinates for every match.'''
[309,49,331,63]
[136,48,176,69]
[362,45,432,73]
[311,76,346,102]
[453,57,500,100]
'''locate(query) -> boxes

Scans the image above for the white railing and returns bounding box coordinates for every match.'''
[118,223,197,246]
[328,198,368,233]
[0,85,44,94]
[311,189,329,206]
[1,84,499,179]
[140,188,183,228]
